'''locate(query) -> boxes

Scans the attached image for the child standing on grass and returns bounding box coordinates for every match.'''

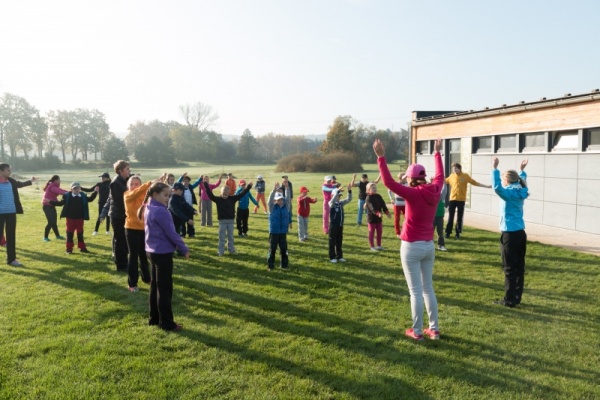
[82,172,111,236]
[41,175,68,242]
[140,182,189,332]
[168,183,196,240]
[296,186,317,242]
[235,180,258,237]
[321,176,336,234]
[328,184,352,263]
[198,174,223,227]
[365,183,390,251]
[267,183,291,271]
[177,173,201,238]
[253,175,268,214]
[388,173,407,239]
[203,180,252,256]
[434,180,448,251]
[53,182,98,254]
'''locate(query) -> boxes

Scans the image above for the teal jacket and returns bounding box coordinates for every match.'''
[492,169,529,232]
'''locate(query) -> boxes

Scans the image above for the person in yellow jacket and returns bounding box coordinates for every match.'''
[444,163,491,239]
[124,173,167,292]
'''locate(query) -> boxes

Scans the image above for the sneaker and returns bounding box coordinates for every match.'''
[267,266,274,271]
[338,258,346,263]
[92,231,98,236]
[239,233,244,237]
[376,246,384,251]
[229,251,237,255]
[105,231,110,235]
[330,259,338,263]
[56,235,66,240]
[370,247,378,251]
[66,250,73,255]
[423,328,440,340]
[444,233,450,239]
[493,299,516,308]
[437,245,447,251]
[396,234,401,239]
[172,324,183,332]
[128,286,139,293]
[405,328,424,341]
[455,233,461,239]
[281,265,289,270]
[8,260,23,267]
[217,252,224,257]
[43,237,50,242]
[80,248,90,253]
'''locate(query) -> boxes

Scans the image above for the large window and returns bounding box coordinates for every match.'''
[522,132,546,152]
[416,141,430,155]
[585,128,600,151]
[551,130,579,152]
[448,139,461,167]
[496,134,516,153]
[473,136,492,153]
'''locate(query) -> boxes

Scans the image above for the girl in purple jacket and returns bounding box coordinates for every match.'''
[140,182,189,332]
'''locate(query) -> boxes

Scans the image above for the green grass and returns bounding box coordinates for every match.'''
[1,165,599,399]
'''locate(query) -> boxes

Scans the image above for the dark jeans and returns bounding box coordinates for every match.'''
[148,252,177,330]
[445,200,465,236]
[180,218,195,237]
[43,205,61,238]
[500,230,527,306]
[125,228,150,288]
[94,200,110,232]
[328,224,343,259]
[268,233,288,269]
[236,208,250,235]
[434,216,445,246]
[111,216,128,270]
[0,213,17,264]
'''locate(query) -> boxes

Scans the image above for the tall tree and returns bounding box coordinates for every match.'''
[321,116,356,154]
[0,93,39,159]
[103,134,129,163]
[46,110,71,163]
[29,112,48,159]
[179,102,219,131]
[125,119,179,153]
[237,129,258,161]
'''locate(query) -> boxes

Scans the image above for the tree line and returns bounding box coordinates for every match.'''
[1,93,408,170]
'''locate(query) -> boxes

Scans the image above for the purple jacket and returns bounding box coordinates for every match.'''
[144,198,189,255]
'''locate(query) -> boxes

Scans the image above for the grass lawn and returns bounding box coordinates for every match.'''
[1,165,599,399]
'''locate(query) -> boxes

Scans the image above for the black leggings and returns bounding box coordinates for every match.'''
[43,205,60,238]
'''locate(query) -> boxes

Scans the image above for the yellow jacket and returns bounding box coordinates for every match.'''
[445,173,480,201]
[124,181,152,230]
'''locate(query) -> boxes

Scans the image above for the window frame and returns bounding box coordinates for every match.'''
[521,132,547,153]
[496,134,517,153]
[473,136,493,154]
[551,130,579,152]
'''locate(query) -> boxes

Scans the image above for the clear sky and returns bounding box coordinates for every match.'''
[1,0,599,138]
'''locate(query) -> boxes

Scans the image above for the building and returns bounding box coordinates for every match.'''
[410,90,600,235]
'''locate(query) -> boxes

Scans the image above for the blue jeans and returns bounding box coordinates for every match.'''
[357,199,366,224]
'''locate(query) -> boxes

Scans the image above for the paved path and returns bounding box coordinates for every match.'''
[463,210,600,257]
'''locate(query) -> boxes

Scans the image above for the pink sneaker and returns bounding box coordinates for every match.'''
[423,328,440,340]
[405,328,424,341]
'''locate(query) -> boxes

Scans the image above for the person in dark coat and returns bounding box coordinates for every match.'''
[82,172,111,235]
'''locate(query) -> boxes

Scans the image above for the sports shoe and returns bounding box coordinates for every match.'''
[128,286,139,293]
[405,328,424,341]
[66,250,73,255]
[396,234,401,239]
[105,231,110,235]
[217,252,224,257]
[455,233,461,239]
[80,248,90,253]
[330,259,338,263]
[43,237,50,242]
[56,235,66,240]
[437,245,447,251]
[239,233,244,237]
[423,328,440,340]
[8,260,23,267]
[444,233,450,239]
[92,231,98,236]
[370,247,378,251]
[338,258,346,263]
[493,299,516,308]
[376,246,384,251]
[172,324,183,332]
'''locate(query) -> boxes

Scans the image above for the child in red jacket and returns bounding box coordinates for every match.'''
[296,186,317,242]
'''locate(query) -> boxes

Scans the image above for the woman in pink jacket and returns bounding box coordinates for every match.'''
[42,175,68,241]
[374,138,444,341]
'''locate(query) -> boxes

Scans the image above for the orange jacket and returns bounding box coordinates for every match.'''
[124,181,151,230]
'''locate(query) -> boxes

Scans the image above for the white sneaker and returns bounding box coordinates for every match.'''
[105,231,110,235]
[92,231,98,236]
[438,245,448,251]
[376,246,384,251]
[338,258,346,263]
[330,259,338,263]
[370,247,378,251]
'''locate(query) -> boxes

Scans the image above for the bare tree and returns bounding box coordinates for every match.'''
[179,101,219,131]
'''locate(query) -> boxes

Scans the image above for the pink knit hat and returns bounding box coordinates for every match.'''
[405,164,427,179]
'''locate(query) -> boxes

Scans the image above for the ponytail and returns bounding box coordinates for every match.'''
[43,175,61,191]
[137,182,170,220]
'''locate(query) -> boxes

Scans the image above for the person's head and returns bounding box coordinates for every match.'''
[405,163,428,187]
[221,186,230,198]
[203,175,210,182]
[361,174,368,182]
[366,182,377,194]
[324,175,332,183]
[182,176,191,186]
[167,174,175,185]
[172,182,185,195]
[281,175,289,183]
[274,192,284,206]
[137,182,171,219]
[99,172,110,182]
[227,173,233,179]
[70,181,82,195]
[332,175,337,183]
[239,179,246,188]
[0,163,11,178]
[113,160,131,179]
[299,186,309,197]
[452,162,462,174]
[502,170,528,188]
[127,175,142,191]
[257,175,263,181]
[44,175,61,190]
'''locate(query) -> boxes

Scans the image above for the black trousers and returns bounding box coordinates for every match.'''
[180,218,195,237]
[43,205,61,238]
[328,224,343,259]
[236,208,250,234]
[0,213,17,264]
[500,230,527,306]
[111,216,128,271]
[445,200,465,235]
[94,201,110,232]
[268,233,288,269]
[125,228,150,287]
[148,252,177,330]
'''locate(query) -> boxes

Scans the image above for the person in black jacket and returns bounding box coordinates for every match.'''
[82,172,111,235]
[203,181,252,256]
[168,183,196,239]
[0,163,37,266]
[109,160,130,271]
[52,182,98,254]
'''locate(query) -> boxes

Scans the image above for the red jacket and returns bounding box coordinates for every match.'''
[296,195,317,218]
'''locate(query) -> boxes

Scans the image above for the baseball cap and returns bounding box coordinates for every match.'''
[405,164,427,179]
[324,175,332,181]
[299,186,309,192]
[99,172,110,179]
[281,175,288,179]
[173,182,185,191]
[239,179,246,185]
[257,175,263,179]
[70,182,81,189]
[274,192,284,200]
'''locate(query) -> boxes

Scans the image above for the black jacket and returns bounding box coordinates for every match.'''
[168,194,196,224]
[109,175,128,219]
[203,181,252,220]
[82,181,110,204]
[7,177,32,214]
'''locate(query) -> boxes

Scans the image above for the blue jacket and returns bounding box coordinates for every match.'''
[492,169,529,232]
[234,187,258,210]
[268,189,291,234]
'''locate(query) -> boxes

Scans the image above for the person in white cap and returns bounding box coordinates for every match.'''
[253,175,267,214]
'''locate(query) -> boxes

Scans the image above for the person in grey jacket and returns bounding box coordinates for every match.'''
[328,184,352,263]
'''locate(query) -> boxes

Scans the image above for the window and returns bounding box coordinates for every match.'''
[416,141,430,155]
[585,128,600,151]
[448,139,461,167]
[551,130,578,151]
[473,136,492,153]
[522,132,546,152]
[496,134,516,153]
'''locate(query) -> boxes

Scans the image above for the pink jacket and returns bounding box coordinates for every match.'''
[378,152,444,242]
[199,178,222,201]
[42,181,68,206]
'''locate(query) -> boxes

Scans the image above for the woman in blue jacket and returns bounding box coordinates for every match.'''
[491,157,529,308]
